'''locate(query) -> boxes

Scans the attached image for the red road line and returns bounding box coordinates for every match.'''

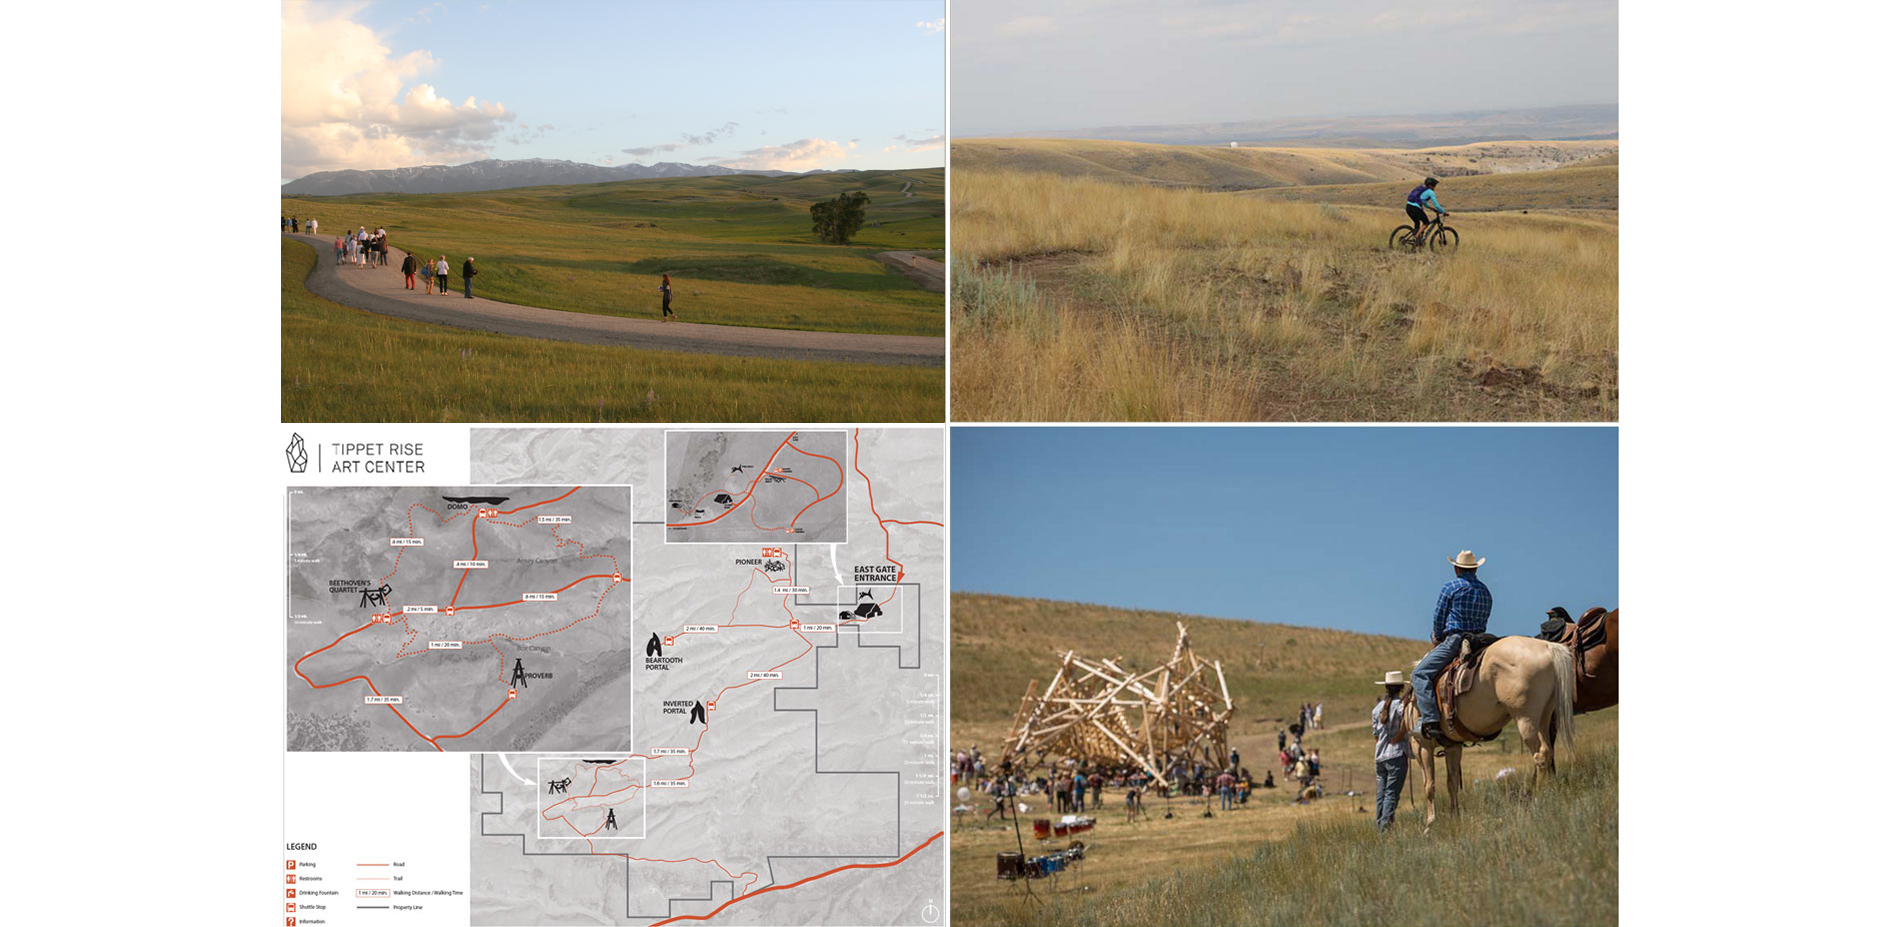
[853,429,906,602]
[296,487,599,750]
[499,486,580,515]
[647,832,944,927]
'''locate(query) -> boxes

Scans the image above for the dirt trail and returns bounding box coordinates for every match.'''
[287,234,943,367]
[875,250,945,293]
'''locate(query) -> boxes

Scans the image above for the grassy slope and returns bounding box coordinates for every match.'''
[950,593,1617,926]
[951,139,1616,190]
[1240,165,1619,213]
[952,593,1428,745]
[951,170,1618,422]
[281,169,943,337]
[280,237,942,422]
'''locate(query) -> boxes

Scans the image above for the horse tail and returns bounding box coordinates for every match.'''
[1546,639,1578,753]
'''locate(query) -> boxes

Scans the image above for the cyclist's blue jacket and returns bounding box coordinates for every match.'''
[1407,184,1445,214]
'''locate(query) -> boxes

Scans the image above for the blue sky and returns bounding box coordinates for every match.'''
[952,427,1617,640]
[282,0,944,180]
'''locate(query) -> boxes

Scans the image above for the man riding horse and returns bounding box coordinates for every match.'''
[1413,549,1493,747]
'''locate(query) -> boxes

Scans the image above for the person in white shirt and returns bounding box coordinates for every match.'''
[1371,671,1409,832]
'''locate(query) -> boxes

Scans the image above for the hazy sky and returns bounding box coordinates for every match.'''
[952,427,1618,641]
[281,0,944,181]
[951,0,1617,134]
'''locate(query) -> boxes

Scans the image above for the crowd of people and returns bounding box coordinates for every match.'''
[301,221,483,299]
[282,214,691,316]
[951,740,1280,827]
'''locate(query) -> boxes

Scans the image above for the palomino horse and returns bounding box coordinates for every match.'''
[1402,636,1577,831]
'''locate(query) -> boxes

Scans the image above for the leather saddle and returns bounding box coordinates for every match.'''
[1434,632,1501,745]
[1538,606,1611,676]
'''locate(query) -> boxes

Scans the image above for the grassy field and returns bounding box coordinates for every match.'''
[281,237,943,422]
[1239,165,1619,213]
[950,594,1617,926]
[282,169,943,337]
[951,138,1616,190]
[951,159,1617,422]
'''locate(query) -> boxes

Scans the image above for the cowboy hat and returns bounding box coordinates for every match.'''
[1448,550,1485,569]
[1377,670,1406,686]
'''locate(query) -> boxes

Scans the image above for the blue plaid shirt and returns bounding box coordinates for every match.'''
[1431,573,1492,640]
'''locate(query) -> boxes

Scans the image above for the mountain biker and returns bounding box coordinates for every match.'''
[1405,177,1449,241]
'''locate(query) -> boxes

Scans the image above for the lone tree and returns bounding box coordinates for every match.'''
[810,190,871,244]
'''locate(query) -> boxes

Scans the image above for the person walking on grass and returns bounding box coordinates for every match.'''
[1371,670,1409,832]
[401,252,418,290]
[306,217,314,235]
[462,257,478,298]
[435,256,450,295]
[658,273,675,320]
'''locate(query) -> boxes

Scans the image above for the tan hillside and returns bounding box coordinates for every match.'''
[952,592,1437,751]
[1238,164,1619,213]
[951,137,1617,191]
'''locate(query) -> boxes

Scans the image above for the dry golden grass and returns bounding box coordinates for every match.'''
[951,170,1617,421]
[951,138,1616,190]
[1240,165,1618,212]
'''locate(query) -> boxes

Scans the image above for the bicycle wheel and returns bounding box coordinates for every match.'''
[1429,226,1460,254]
[1389,226,1420,251]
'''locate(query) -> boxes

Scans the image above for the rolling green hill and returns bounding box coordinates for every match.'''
[280,237,942,422]
[281,169,944,337]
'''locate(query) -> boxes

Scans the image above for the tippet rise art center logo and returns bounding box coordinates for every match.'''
[286,433,309,474]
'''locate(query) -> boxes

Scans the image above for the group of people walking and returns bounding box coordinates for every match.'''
[315,222,480,298]
[333,226,390,269]
[284,214,682,315]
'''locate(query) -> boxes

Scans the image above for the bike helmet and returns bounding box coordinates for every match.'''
[1424,177,1439,187]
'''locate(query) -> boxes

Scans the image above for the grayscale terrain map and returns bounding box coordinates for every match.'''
[286,486,632,753]
[664,431,849,544]
[469,428,946,926]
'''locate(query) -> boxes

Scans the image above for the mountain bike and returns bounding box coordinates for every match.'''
[1389,214,1459,253]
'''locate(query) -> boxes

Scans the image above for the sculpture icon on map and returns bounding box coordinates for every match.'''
[646,632,663,657]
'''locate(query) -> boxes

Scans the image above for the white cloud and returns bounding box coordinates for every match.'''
[883,134,945,154]
[681,121,741,145]
[917,18,945,32]
[712,138,849,171]
[623,142,686,157]
[281,1,513,179]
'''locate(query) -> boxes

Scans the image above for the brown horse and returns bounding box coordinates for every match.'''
[1542,606,1619,713]
[1403,636,1576,831]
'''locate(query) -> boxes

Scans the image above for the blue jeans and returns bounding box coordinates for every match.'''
[464,277,473,297]
[1375,756,1407,831]
[1219,787,1233,810]
[1413,633,1464,727]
